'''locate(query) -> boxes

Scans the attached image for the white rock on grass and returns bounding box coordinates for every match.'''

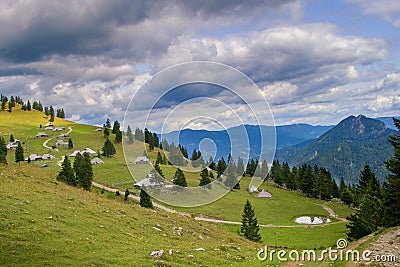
[150,250,164,258]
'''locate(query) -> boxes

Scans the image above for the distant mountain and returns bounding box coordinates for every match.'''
[376,116,399,130]
[275,115,396,184]
[160,124,332,160]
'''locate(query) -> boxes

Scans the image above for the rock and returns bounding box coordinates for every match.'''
[47,216,53,220]
[152,226,162,231]
[150,250,164,258]
[188,254,194,258]
[168,249,173,255]
[195,248,205,251]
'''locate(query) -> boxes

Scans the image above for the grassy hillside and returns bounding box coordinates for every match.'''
[0,107,355,266]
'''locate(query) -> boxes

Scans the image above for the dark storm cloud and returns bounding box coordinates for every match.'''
[0,0,293,63]
[0,67,42,76]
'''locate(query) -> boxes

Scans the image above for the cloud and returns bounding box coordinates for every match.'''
[345,0,400,28]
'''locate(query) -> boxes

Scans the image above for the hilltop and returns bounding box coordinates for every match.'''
[276,115,396,184]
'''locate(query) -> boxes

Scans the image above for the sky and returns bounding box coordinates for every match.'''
[0,0,399,131]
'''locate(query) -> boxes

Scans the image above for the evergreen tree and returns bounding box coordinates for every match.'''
[199,168,212,189]
[126,125,134,144]
[8,102,12,112]
[103,127,110,138]
[237,157,245,176]
[68,138,73,149]
[44,107,49,116]
[112,120,120,134]
[162,155,168,165]
[341,188,354,206]
[152,132,159,148]
[115,130,122,144]
[27,100,31,111]
[224,159,240,189]
[49,106,54,122]
[76,153,93,191]
[124,189,130,201]
[150,163,165,185]
[271,160,282,186]
[105,118,111,129]
[383,117,400,227]
[261,160,268,180]
[217,157,227,177]
[140,188,153,208]
[332,179,340,198]
[347,175,383,241]
[1,99,6,111]
[9,134,14,142]
[15,143,24,166]
[173,168,187,187]
[102,138,116,157]
[0,137,8,164]
[57,156,76,186]
[156,151,163,165]
[241,200,261,242]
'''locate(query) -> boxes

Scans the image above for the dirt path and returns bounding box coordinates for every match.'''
[320,203,347,222]
[43,126,73,149]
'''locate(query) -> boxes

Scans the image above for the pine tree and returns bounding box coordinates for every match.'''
[57,156,76,186]
[0,137,7,164]
[124,189,130,201]
[383,117,400,227]
[27,100,31,111]
[217,157,227,177]
[140,188,153,208]
[126,125,134,144]
[237,157,245,176]
[105,118,111,129]
[150,164,165,186]
[102,137,116,157]
[347,174,383,241]
[9,134,14,142]
[224,159,240,189]
[115,130,122,144]
[173,168,187,187]
[1,99,6,111]
[112,120,120,134]
[49,106,54,122]
[15,143,24,166]
[199,168,212,189]
[76,153,93,191]
[103,127,110,138]
[68,138,73,149]
[241,200,261,242]
[156,151,163,165]
[8,102,12,112]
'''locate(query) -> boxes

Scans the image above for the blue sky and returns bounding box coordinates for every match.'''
[0,0,399,130]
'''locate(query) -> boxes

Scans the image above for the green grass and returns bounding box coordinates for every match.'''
[0,164,271,266]
[0,107,357,266]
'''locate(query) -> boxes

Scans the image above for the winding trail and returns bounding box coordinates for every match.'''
[43,126,73,149]
[91,181,347,228]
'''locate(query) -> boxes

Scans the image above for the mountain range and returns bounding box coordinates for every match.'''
[161,115,398,184]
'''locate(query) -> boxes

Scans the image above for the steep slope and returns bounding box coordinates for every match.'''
[276,115,396,184]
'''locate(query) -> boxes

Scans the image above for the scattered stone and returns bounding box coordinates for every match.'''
[188,254,194,258]
[99,225,104,228]
[152,226,162,231]
[194,248,205,251]
[168,249,173,255]
[150,250,164,258]
[47,216,53,220]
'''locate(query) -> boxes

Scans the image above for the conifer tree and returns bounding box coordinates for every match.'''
[124,189,130,200]
[9,134,14,142]
[49,106,54,122]
[102,137,116,157]
[15,143,24,166]
[156,151,163,165]
[173,168,187,187]
[76,153,93,191]
[140,188,153,208]
[224,159,240,189]
[27,100,31,111]
[115,130,122,143]
[241,200,261,242]
[105,118,111,129]
[8,102,12,112]
[0,137,7,164]
[103,127,110,138]
[126,125,134,144]
[383,117,400,227]
[199,168,212,188]
[217,157,227,177]
[237,157,245,176]
[112,120,120,134]
[57,156,76,186]
[68,138,73,149]
[1,99,6,111]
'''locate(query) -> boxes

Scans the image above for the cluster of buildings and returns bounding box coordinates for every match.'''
[25,153,55,162]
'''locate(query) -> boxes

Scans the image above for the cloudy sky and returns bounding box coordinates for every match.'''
[0,0,399,130]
